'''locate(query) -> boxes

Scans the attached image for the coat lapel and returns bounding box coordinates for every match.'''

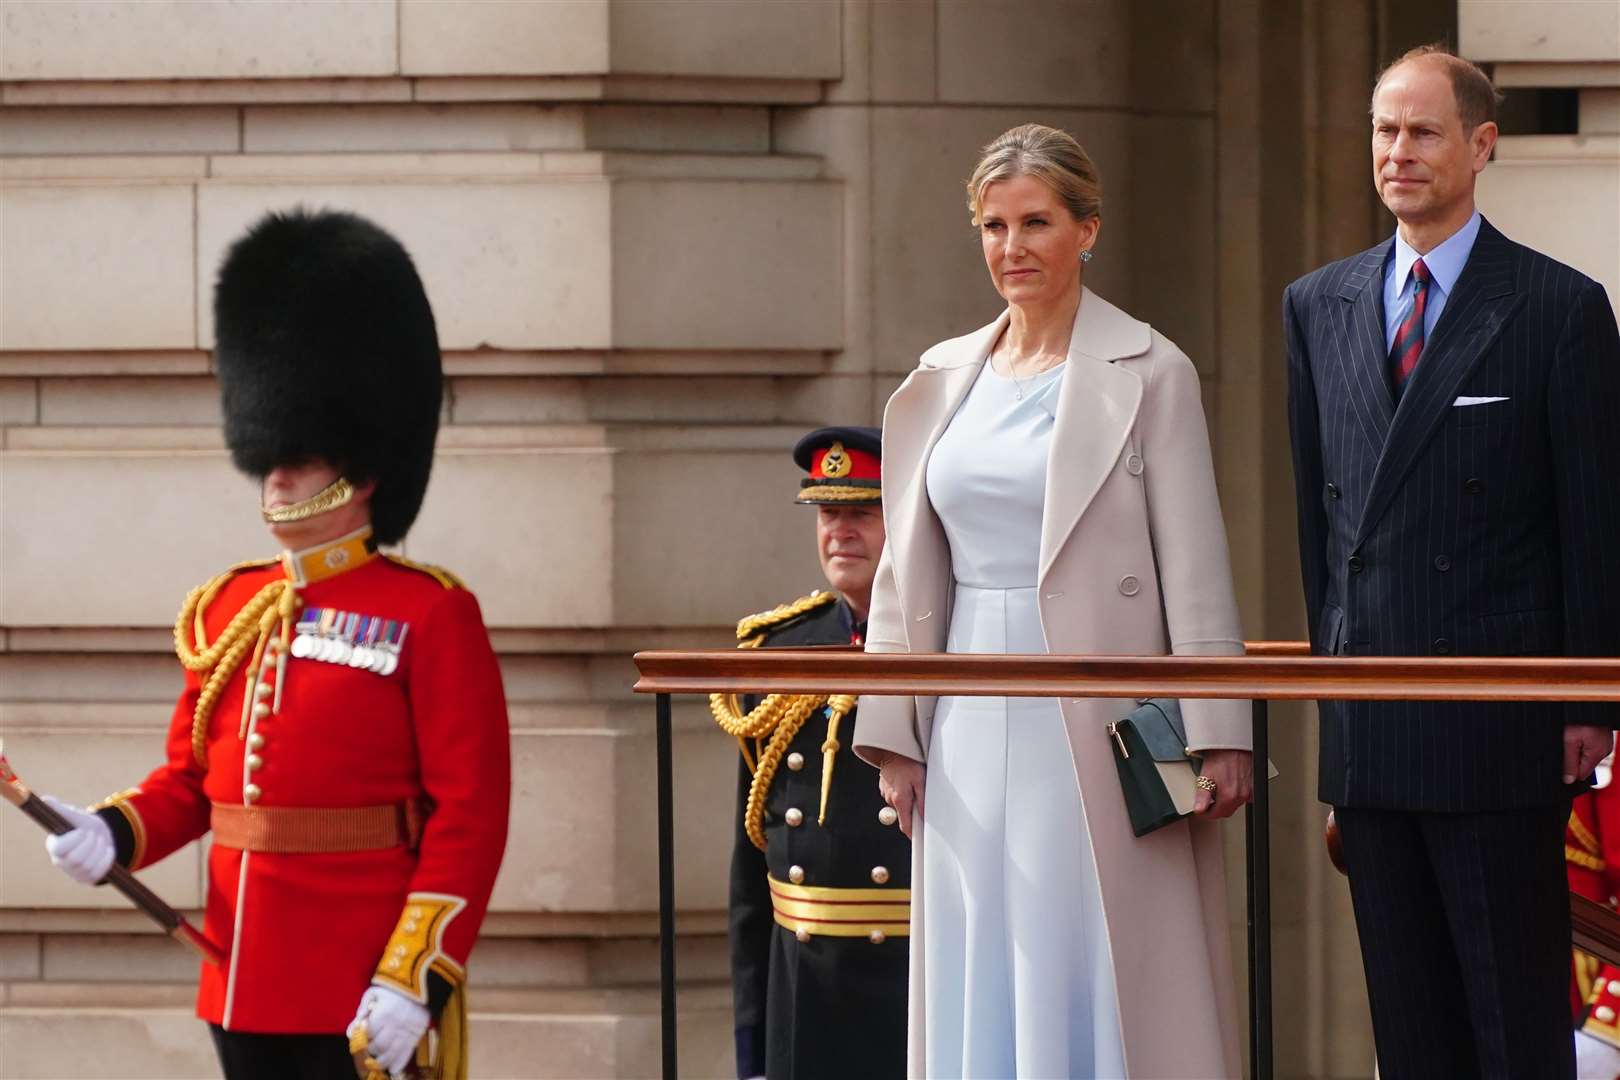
[1038,290,1147,581]
[1355,220,1522,545]
[1333,241,1396,454]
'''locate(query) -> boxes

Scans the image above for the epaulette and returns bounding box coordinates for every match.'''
[735,590,837,644]
[383,553,466,590]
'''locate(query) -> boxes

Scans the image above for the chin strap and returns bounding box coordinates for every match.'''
[262,477,355,524]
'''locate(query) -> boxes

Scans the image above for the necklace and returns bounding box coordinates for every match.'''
[999,352,1059,400]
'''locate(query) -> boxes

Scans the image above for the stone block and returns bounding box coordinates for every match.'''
[1461,0,1620,63]
[0,1007,216,1079]
[584,105,770,153]
[0,0,397,82]
[1129,0,1219,114]
[936,0,1130,107]
[609,0,841,80]
[242,104,584,154]
[1478,153,1620,303]
[38,377,220,427]
[0,935,40,981]
[0,381,37,425]
[870,0,938,103]
[403,449,614,628]
[610,179,842,350]
[42,935,197,983]
[399,0,610,77]
[1583,90,1620,135]
[196,181,614,351]
[0,655,182,705]
[1130,115,1217,371]
[465,938,589,988]
[463,999,733,1079]
[0,451,267,627]
[0,107,238,156]
[866,106,1134,375]
[0,186,195,351]
[0,731,201,910]
[448,378,590,425]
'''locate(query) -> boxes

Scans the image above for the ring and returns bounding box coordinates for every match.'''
[1195,775,1217,793]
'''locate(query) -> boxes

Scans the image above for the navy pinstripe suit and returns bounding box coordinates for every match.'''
[1287,218,1620,1078]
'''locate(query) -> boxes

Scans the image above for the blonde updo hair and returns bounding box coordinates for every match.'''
[966,123,1102,226]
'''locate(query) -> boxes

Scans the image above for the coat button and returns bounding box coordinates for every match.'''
[1598,1005,1617,1023]
[871,866,890,884]
[253,682,273,700]
[246,754,263,772]
[247,733,266,751]
[1326,482,1340,500]
[1433,554,1452,572]
[878,806,898,826]
[1119,575,1140,597]
[786,753,804,771]
[252,701,271,719]
[869,930,886,944]
[788,865,805,884]
[1125,453,1144,476]
[1464,477,1483,494]
[795,926,810,943]
[1432,638,1451,655]
[784,808,804,827]
[243,784,262,803]
[1347,555,1364,574]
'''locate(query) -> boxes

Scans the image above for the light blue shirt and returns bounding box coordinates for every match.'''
[1383,209,1482,353]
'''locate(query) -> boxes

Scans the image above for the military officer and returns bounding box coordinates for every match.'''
[715,425,908,1080]
[40,209,511,1080]
[1567,761,1620,1077]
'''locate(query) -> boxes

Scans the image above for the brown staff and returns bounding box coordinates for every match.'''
[0,742,225,968]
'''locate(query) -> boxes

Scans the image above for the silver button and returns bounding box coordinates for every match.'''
[1125,453,1144,476]
[253,682,273,700]
[868,929,886,944]
[246,754,263,772]
[243,784,262,803]
[252,701,271,719]
[870,866,890,884]
[1598,1005,1617,1023]
[785,808,804,827]
[1119,575,1140,597]
[1609,979,1620,996]
[878,806,898,826]
[787,753,805,771]
[788,865,805,884]
[247,733,266,751]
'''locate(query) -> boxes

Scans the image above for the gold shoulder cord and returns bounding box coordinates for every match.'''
[383,554,465,590]
[174,560,296,768]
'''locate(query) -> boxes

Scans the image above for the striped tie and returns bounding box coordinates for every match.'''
[1389,257,1431,397]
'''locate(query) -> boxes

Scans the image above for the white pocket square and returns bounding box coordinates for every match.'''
[1453,395,1508,407]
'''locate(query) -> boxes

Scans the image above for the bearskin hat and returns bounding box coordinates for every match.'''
[214,208,442,546]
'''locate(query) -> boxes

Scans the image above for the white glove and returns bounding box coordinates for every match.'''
[42,796,115,885]
[346,984,430,1076]
[1576,1028,1620,1079]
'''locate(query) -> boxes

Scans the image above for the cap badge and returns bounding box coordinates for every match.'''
[821,442,852,479]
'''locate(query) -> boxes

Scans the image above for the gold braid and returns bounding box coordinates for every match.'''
[742,694,829,851]
[174,563,294,768]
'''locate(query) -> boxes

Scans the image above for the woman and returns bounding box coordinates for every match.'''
[853,123,1253,1079]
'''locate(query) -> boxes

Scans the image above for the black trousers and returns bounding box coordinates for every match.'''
[1336,803,1575,1080]
[208,1025,353,1080]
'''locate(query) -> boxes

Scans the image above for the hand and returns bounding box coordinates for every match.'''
[346,984,429,1076]
[1565,724,1615,785]
[1193,750,1253,820]
[875,752,926,839]
[42,796,115,885]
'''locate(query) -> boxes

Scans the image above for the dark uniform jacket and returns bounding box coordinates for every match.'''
[727,592,909,1080]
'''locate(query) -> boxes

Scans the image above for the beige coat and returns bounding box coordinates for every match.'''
[853,288,1248,1079]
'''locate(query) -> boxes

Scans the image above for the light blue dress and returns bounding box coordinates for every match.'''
[921,357,1128,1079]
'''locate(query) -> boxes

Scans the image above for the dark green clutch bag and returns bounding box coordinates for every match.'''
[1107,698,1201,837]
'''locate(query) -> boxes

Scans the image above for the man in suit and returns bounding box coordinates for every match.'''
[1286,44,1620,1079]
[713,426,909,1080]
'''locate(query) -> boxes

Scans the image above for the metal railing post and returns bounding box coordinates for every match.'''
[1246,698,1272,1080]
[656,691,678,1079]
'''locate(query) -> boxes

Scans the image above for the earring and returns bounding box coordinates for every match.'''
[1080,250,1094,263]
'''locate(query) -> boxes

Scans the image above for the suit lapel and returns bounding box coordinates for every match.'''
[1334,242,1396,453]
[1038,290,1146,582]
[1354,221,1522,545]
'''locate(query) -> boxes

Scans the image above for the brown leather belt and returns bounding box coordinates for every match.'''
[210,798,428,854]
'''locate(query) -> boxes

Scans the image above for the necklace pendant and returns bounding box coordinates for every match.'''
[1015,389,1024,400]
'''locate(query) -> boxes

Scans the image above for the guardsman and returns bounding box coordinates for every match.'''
[716,426,908,1080]
[39,209,511,1080]
[1567,759,1620,1077]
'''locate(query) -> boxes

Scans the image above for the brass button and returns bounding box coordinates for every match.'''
[784,808,804,827]
[252,702,271,719]
[868,930,886,944]
[795,927,810,943]
[404,920,419,933]
[246,755,263,772]
[787,753,805,771]
[878,807,898,826]
[243,784,262,803]
[871,866,890,884]
[409,907,423,919]
[1598,1005,1617,1023]
[253,682,273,700]
[788,865,805,884]
[247,733,266,751]
[1119,575,1140,597]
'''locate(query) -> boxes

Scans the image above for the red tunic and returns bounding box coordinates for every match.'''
[1569,778,1620,1048]
[99,550,510,1033]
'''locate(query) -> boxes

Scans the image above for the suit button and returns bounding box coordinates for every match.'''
[878,806,898,826]
[1464,477,1483,494]
[1125,453,1144,476]
[1432,638,1451,655]
[788,865,805,884]
[869,930,886,944]
[1119,575,1141,596]
[1433,555,1452,572]
[871,866,890,884]
[1326,482,1340,500]
[786,753,805,771]
[784,808,804,827]
[1348,556,1364,574]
